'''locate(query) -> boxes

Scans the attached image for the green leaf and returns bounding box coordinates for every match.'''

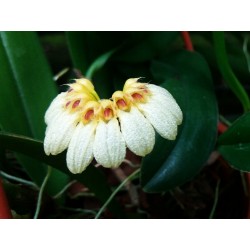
[218,112,250,171]
[113,32,179,63]
[85,46,123,99]
[141,50,218,192]
[66,31,128,74]
[0,131,125,218]
[0,31,69,195]
[213,31,250,112]
[86,48,117,79]
[218,144,250,172]
[66,32,127,99]
[218,112,250,145]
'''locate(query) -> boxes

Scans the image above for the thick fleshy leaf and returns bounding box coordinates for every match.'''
[218,112,250,145]
[0,131,125,218]
[141,50,218,192]
[218,144,250,172]
[0,32,69,195]
[218,112,250,171]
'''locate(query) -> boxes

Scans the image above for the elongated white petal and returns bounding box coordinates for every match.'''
[147,84,183,125]
[118,106,155,156]
[137,99,178,140]
[45,92,67,125]
[66,122,96,174]
[44,111,78,155]
[93,119,126,168]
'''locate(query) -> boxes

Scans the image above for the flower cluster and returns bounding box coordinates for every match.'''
[44,78,183,174]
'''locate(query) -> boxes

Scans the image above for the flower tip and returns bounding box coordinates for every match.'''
[74,78,94,89]
[68,168,82,174]
[124,77,143,89]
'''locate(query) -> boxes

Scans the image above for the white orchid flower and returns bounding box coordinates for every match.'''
[44,78,183,174]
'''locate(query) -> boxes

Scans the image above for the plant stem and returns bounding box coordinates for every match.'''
[0,170,38,189]
[95,169,140,219]
[33,166,51,219]
[181,31,194,51]
[209,179,220,219]
[213,31,250,113]
[0,177,12,218]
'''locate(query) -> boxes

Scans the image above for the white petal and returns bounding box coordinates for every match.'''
[118,106,155,156]
[93,119,126,168]
[44,111,78,155]
[137,99,178,140]
[45,92,67,125]
[66,122,96,174]
[147,84,183,125]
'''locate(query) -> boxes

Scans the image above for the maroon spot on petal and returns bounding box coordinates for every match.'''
[132,93,143,100]
[117,99,127,108]
[72,100,80,109]
[104,108,113,119]
[84,110,94,120]
[66,101,71,107]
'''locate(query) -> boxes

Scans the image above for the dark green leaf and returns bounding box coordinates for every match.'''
[86,48,117,80]
[0,131,125,218]
[0,31,69,195]
[218,144,250,172]
[218,112,250,172]
[141,50,218,192]
[66,31,128,74]
[218,112,250,145]
[213,31,250,112]
[66,32,128,99]
[113,32,179,63]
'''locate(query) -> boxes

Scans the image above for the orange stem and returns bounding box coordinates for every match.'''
[217,121,228,134]
[181,31,194,51]
[0,177,12,219]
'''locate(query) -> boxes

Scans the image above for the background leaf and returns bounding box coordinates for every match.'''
[0,31,69,195]
[113,32,178,63]
[218,112,250,171]
[140,50,218,192]
[218,144,250,172]
[66,32,128,99]
[0,131,125,218]
[66,31,128,74]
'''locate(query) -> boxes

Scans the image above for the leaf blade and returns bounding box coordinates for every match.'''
[0,31,69,194]
[0,131,125,218]
[141,51,218,192]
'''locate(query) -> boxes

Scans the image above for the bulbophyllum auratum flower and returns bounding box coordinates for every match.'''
[44,77,183,174]
[44,78,100,156]
[66,99,126,174]
[112,78,183,156]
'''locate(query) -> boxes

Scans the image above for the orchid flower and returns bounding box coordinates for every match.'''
[44,78,183,174]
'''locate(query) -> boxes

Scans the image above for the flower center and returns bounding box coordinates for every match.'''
[63,79,100,113]
[116,99,128,110]
[104,108,113,120]
[84,109,94,121]
[131,93,143,101]
[112,91,131,111]
[72,100,80,109]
